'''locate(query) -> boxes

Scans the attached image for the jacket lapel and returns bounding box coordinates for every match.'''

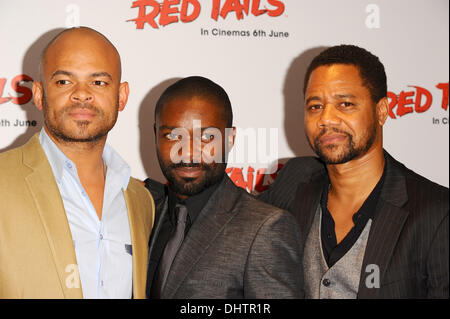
[148,194,169,258]
[23,135,82,299]
[163,177,241,298]
[357,152,409,298]
[292,170,327,247]
[125,181,156,299]
[147,196,169,290]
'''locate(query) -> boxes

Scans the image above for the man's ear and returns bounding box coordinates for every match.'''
[32,81,44,111]
[118,81,130,111]
[376,97,389,126]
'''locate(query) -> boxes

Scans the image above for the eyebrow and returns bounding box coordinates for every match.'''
[90,72,113,81]
[159,125,179,131]
[335,94,356,99]
[50,70,73,79]
[50,70,113,80]
[158,125,219,131]
[305,94,357,104]
[305,96,321,105]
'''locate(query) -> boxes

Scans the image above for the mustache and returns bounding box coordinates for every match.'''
[168,162,211,170]
[63,103,101,114]
[316,127,351,139]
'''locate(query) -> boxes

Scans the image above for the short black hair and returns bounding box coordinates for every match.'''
[155,76,233,127]
[303,44,387,103]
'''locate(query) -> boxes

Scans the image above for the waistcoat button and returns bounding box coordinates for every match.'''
[322,278,331,287]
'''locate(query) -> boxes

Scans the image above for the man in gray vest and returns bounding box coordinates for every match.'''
[259,45,449,298]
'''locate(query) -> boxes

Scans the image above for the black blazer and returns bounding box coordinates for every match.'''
[259,151,449,298]
[145,176,304,299]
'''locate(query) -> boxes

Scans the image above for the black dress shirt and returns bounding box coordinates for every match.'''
[320,168,386,268]
[167,180,222,235]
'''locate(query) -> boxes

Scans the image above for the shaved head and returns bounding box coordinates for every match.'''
[32,26,129,146]
[39,27,122,83]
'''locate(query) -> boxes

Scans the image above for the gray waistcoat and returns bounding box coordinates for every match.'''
[303,206,372,299]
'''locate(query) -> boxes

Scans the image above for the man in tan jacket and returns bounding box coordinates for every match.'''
[0,27,154,299]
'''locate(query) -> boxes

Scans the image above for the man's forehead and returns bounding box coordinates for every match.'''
[157,115,223,128]
[311,64,362,81]
[157,114,227,132]
[166,94,225,111]
[306,64,365,90]
[41,28,121,79]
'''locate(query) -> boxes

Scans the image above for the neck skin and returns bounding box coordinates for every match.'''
[326,143,385,206]
[44,125,106,176]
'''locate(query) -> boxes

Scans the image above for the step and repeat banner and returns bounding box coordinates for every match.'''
[0,0,448,190]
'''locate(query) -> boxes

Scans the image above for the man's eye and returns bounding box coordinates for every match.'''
[165,132,181,141]
[93,80,107,86]
[340,102,354,107]
[56,80,70,85]
[308,104,322,111]
[201,133,215,142]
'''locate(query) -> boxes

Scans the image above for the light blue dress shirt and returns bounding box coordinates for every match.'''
[39,128,133,299]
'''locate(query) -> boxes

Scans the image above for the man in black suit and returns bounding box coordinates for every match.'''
[260,45,449,299]
[144,76,303,299]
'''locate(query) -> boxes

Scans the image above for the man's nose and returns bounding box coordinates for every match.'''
[179,134,202,164]
[318,105,341,127]
[71,83,93,103]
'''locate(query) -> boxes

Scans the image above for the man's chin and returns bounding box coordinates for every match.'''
[169,179,206,197]
[49,128,107,143]
[314,145,349,164]
[317,148,361,165]
[57,135,105,143]
[170,175,201,188]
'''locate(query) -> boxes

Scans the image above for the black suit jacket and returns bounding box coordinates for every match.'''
[145,176,304,299]
[259,151,449,298]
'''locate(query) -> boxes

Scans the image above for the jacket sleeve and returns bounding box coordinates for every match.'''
[257,159,298,210]
[244,209,304,299]
[426,213,449,298]
[258,157,324,211]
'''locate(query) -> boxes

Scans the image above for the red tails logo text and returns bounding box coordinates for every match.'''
[128,0,285,29]
[388,83,448,119]
[0,75,33,105]
[226,164,283,193]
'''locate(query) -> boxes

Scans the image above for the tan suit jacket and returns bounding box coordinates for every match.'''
[0,134,155,299]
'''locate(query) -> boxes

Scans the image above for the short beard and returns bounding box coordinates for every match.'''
[48,118,108,144]
[159,160,226,196]
[42,92,117,144]
[309,124,377,165]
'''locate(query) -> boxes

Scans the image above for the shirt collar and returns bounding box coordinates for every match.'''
[320,164,387,222]
[102,140,131,191]
[39,128,131,190]
[39,128,71,184]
